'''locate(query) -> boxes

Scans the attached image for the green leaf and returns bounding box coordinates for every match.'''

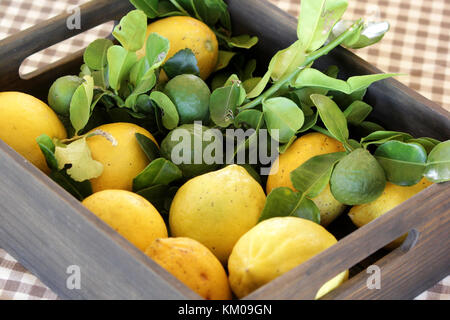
[133,158,182,191]
[107,46,138,91]
[329,20,390,49]
[270,40,306,82]
[259,187,320,224]
[310,94,349,145]
[54,138,103,182]
[214,50,236,72]
[298,111,319,133]
[210,82,241,128]
[263,97,304,143]
[113,10,148,52]
[83,39,113,70]
[234,109,263,129]
[294,68,397,94]
[162,48,200,78]
[374,141,427,186]
[361,131,413,148]
[36,134,58,170]
[406,138,439,154]
[49,169,93,201]
[227,35,259,49]
[135,132,160,162]
[290,152,346,198]
[278,135,297,154]
[130,0,159,18]
[125,71,157,109]
[149,91,180,130]
[136,184,171,212]
[70,75,94,134]
[297,0,348,53]
[355,121,385,136]
[191,0,224,25]
[424,140,450,183]
[344,100,373,126]
[146,33,170,70]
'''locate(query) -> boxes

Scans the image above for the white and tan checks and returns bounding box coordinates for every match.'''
[0,0,449,300]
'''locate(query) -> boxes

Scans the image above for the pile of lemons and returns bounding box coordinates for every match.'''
[0,15,432,300]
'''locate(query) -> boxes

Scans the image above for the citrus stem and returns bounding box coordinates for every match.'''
[239,19,364,111]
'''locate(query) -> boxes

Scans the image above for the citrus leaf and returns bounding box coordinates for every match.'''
[344,100,373,126]
[424,140,450,183]
[210,82,241,128]
[259,187,320,224]
[70,75,94,134]
[214,50,236,72]
[227,35,259,49]
[133,158,182,191]
[136,184,171,212]
[163,48,200,78]
[135,133,160,162]
[36,134,58,171]
[107,46,138,91]
[130,0,159,18]
[113,10,148,52]
[298,0,348,53]
[83,39,113,70]
[361,131,413,148]
[146,33,170,70]
[54,138,103,182]
[290,152,346,198]
[374,141,427,186]
[310,94,349,145]
[49,169,93,201]
[149,91,180,130]
[294,68,398,94]
[263,97,304,143]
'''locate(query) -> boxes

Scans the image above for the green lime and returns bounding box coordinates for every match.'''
[330,148,386,205]
[48,75,84,116]
[161,123,221,178]
[164,74,211,125]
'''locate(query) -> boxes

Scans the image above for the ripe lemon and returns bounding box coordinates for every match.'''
[0,91,67,173]
[86,122,158,193]
[266,133,346,226]
[348,177,433,249]
[137,16,219,80]
[228,217,349,299]
[169,165,266,264]
[145,237,232,300]
[82,190,167,251]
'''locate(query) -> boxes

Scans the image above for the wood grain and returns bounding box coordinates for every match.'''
[0,0,448,300]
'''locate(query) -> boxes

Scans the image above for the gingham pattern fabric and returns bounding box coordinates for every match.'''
[0,0,448,300]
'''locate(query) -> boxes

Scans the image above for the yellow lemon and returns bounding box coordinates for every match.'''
[0,92,67,173]
[82,190,167,251]
[86,122,158,193]
[137,16,219,80]
[348,177,433,249]
[169,165,266,264]
[266,133,346,226]
[145,237,232,300]
[228,217,348,299]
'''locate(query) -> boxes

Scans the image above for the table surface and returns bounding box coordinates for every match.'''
[0,0,449,300]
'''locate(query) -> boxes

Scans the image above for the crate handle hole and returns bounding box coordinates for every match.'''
[399,228,420,252]
[18,21,115,80]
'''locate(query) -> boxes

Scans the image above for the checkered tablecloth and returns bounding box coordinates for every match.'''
[0,0,449,300]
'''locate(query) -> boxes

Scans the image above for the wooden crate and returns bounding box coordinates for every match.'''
[0,0,449,300]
